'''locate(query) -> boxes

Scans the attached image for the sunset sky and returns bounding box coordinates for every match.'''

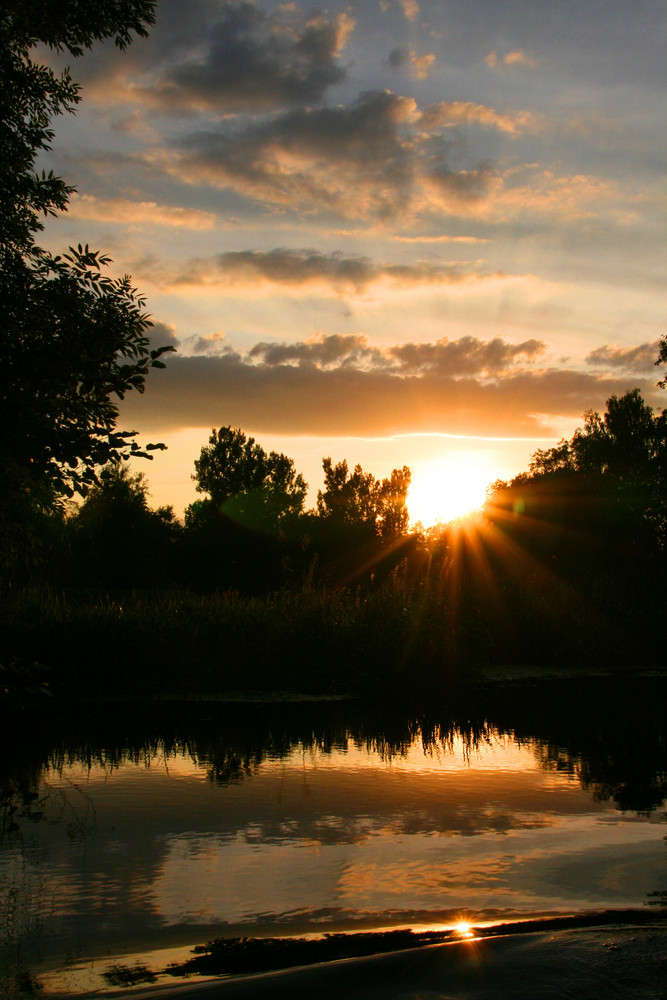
[40,0,666,520]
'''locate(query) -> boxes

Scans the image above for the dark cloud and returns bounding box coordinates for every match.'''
[388,47,407,71]
[388,46,435,79]
[585,341,660,372]
[120,350,659,439]
[386,336,544,374]
[67,0,353,112]
[187,332,237,356]
[174,90,416,218]
[178,249,379,292]
[249,334,375,369]
[248,333,545,375]
[154,3,354,111]
[425,164,494,203]
[120,333,661,439]
[148,320,180,350]
[172,90,493,220]
[170,248,496,293]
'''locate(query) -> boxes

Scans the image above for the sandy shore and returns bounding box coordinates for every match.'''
[121,921,666,1000]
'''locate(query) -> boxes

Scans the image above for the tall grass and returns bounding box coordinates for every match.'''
[2,550,662,703]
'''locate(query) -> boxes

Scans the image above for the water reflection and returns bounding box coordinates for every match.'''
[1,679,666,995]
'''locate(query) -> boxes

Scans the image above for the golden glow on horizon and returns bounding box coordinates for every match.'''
[453,921,474,938]
[407,453,494,527]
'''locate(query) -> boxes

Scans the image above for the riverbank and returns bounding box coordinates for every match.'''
[2,580,665,707]
[54,913,667,999]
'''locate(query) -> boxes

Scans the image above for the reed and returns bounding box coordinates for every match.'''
[2,552,662,704]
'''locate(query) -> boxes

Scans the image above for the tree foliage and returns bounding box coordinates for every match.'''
[488,389,667,556]
[191,427,308,528]
[656,336,667,390]
[75,461,162,527]
[1,1,171,580]
[1,0,156,253]
[316,459,411,541]
[65,462,179,588]
[523,389,666,490]
[2,245,172,503]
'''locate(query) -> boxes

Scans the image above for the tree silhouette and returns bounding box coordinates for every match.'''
[376,466,412,541]
[309,459,412,586]
[656,336,667,390]
[488,389,667,557]
[191,427,308,529]
[67,462,179,588]
[182,430,307,593]
[0,1,171,583]
[316,459,411,541]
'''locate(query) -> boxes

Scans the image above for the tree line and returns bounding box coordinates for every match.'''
[31,428,413,593]
[15,374,666,601]
[487,386,667,572]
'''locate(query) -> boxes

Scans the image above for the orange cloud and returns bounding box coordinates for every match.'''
[398,0,420,21]
[486,50,537,70]
[495,168,621,220]
[68,194,215,230]
[419,101,539,135]
[119,350,659,440]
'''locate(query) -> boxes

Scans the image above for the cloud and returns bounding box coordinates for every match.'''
[493,167,621,220]
[421,166,498,214]
[82,91,622,230]
[388,46,436,80]
[166,89,500,222]
[123,2,354,112]
[187,330,231,355]
[398,0,420,21]
[504,50,538,69]
[249,333,376,369]
[160,90,588,227]
[120,347,659,440]
[148,320,180,351]
[168,90,421,220]
[486,50,537,71]
[586,341,660,372]
[384,336,545,375]
[73,98,622,232]
[420,163,622,223]
[419,101,539,135]
[248,333,545,375]
[67,194,215,230]
[390,235,490,244]
[158,248,505,295]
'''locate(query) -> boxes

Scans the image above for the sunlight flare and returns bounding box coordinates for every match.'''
[407,453,495,527]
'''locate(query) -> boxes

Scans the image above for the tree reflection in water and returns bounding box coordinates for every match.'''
[1,678,666,815]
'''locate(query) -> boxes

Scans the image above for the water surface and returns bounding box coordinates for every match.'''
[1,679,665,994]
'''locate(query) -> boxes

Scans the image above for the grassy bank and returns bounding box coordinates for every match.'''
[2,553,663,705]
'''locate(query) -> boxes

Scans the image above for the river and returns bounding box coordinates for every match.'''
[1,677,665,995]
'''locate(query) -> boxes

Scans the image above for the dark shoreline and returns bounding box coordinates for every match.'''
[109,908,667,981]
[82,911,667,1000]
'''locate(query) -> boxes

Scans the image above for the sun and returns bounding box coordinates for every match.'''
[407,453,494,527]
